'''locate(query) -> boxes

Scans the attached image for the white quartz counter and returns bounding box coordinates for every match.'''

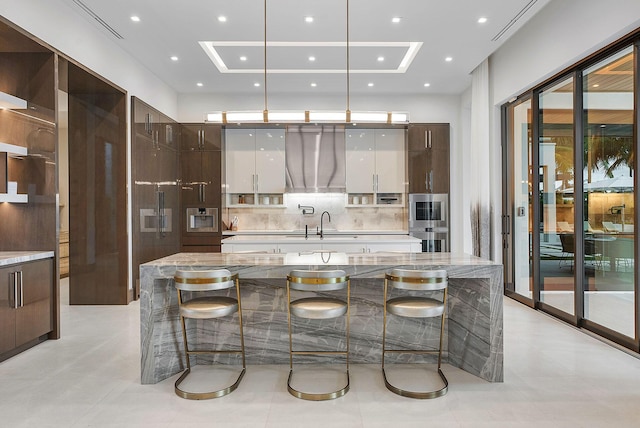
[0,251,55,266]
[221,234,418,244]
[221,234,421,253]
[222,230,408,236]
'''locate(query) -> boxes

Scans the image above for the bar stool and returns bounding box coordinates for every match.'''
[286,269,350,401]
[382,268,448,399]
[173,269,246,400]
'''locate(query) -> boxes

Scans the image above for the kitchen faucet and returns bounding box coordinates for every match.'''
[317,211,331,239]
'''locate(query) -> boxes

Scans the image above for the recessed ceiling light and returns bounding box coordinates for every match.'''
[368,82,374,87]
[445,56,453,62]
[170,56,178,61]
[310,83,317,87]
[377,56,385,62]
[478,17,488,24]
[593,84,600,88]
[392,17,401,23]
[308,56,316,62]
[254,82,260,87]
[130,16,140,22]
[424,83,431,87]
[305,16,314,23]
[196,82,203,87]
[218,16,227,22]
[240,56,247,61]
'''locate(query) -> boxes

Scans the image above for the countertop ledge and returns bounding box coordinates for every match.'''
[0,251,55,266]
[222,230,408,236]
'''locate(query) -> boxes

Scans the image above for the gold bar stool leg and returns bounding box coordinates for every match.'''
[173,270,246,400]
[287,270,350,401]
[382,269,449,399]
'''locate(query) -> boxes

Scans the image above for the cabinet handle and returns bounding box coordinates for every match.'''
[199,183,205,203]
[427,130,432,149]
[18,271,23,308]
[12,272,18,309]
[201,129,205,149]
[254,174,258,193]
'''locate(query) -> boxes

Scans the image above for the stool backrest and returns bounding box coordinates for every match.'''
[174,269,236,292]
[287,269,349,291]
[385,268,448,291]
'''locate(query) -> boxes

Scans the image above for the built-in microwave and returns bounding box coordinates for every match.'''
[409,193,448,229]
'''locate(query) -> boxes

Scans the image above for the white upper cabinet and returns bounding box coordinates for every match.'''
[225,129,256,194]
[345,128,405,196]
[346,129,376,193]
[374,129,405,193]
[225,128,286,201]
[254,129,286,194]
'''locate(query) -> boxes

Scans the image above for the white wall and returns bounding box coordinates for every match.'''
[488,0,640,263]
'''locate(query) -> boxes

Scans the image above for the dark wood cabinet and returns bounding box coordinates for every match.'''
[0,258,53,358]
[180,124,222,252]
[181,124,222,151]
[131,98,181,298]
[408,124,450,194]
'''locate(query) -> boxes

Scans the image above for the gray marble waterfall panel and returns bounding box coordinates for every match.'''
[140,253,504,385]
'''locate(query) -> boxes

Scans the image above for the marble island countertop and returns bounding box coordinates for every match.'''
[0,251,55,266]
[140,251,503,385]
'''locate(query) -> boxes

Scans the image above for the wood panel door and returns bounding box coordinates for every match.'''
[68,65,128,305]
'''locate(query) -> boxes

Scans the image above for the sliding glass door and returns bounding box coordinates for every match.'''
[582,46,635,339]
[538,76,575,316]
[503,39,638,351]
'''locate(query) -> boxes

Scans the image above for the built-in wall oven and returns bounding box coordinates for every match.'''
[409,193,449,252]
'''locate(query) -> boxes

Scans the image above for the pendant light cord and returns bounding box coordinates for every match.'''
[264,0,268,117]
[346,0,350,118]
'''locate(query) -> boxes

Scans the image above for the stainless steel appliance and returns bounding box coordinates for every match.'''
[409,193,449,252]
[186,207,218,233]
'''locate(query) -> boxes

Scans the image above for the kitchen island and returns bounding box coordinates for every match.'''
[140,252,503,384]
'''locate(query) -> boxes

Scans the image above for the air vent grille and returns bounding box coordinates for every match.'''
[492,0,538,42]
[72,0,124,40]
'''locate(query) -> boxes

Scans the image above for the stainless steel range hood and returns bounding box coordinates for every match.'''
[285,125,346,193]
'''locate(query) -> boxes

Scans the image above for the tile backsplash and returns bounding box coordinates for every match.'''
[223,193,407,232]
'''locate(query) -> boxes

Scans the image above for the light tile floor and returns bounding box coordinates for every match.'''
[1,278,640,427]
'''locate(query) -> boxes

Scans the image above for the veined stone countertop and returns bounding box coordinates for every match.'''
[0,251,55,266]
[222,229,409,236]
[140,251,504,385]
[141,251,495,269]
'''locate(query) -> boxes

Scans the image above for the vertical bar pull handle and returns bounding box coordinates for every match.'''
[201,129,205,149]
[12,272,18,309]
[18,271,23,308]
[428,130,432,148]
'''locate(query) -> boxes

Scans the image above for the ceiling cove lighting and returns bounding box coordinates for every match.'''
[203,0,408,125]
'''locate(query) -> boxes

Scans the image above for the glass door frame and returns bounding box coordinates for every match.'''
[502,37,640,352]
